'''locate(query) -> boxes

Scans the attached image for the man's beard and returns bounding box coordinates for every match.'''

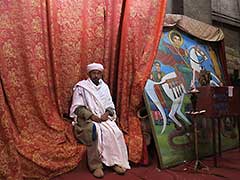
[91,78,100,86]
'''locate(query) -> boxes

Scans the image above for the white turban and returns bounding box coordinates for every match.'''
[87,63,104,73]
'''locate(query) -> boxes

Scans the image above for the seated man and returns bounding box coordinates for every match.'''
[70,63,130,178]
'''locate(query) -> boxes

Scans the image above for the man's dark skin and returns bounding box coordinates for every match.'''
[88,70,109,123]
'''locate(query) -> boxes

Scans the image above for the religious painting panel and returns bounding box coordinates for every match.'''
[144,28,239,168]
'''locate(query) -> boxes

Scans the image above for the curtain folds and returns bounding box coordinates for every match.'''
[0,1,86,179]
[117,0,167,162]
[0,0,166,179]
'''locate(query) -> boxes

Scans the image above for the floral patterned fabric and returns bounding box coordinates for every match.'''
[117,0,166,162]
[0,0,166,179]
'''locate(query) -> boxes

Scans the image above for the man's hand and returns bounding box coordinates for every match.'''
[100,112,109,122]
[90,114,101,123]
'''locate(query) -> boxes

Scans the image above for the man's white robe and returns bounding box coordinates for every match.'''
[70,78,130,169]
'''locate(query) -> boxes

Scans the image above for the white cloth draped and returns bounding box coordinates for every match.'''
[70,78,130,169]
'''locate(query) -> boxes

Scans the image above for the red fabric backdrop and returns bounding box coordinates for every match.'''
[117,0,167,162]
[0,0,166,179]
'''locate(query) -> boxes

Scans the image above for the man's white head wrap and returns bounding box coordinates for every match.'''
[87,63,104,73]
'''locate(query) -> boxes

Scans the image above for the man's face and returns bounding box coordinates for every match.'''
[172,35,181,47]
[155,63,161,72]
[89,70,103,85]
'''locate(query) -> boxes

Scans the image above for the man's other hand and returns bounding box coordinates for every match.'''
[90,114,101,122]
[100,112,109,122]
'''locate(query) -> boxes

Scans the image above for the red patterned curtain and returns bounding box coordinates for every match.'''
[0,0,166,179]
[47,0,124,115]
[117,0,166,162]
[0,1,87,179]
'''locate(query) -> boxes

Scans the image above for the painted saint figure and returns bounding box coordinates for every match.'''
[145,61,191,134]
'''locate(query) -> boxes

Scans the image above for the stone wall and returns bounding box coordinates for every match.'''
[183,0,212,24]
[211,0,240,79]
[225,46,240,75]
[212,0,240,27]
